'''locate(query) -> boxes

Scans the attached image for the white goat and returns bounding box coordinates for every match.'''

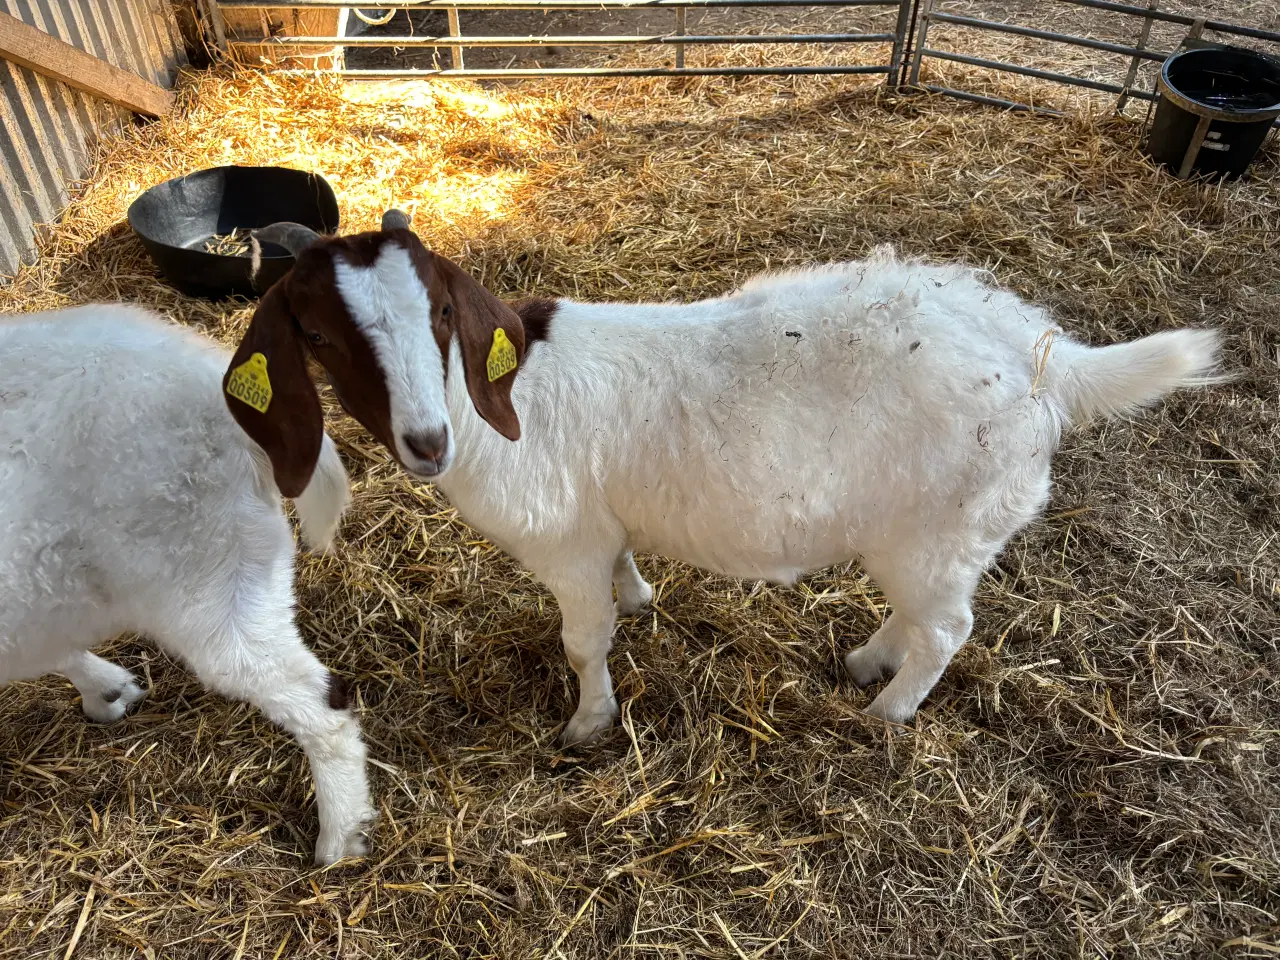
[229,215,1222,743]
[0,304,374,863]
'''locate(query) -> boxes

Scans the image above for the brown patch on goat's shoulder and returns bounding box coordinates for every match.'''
[327,672,352,710]
[512,297,558,343]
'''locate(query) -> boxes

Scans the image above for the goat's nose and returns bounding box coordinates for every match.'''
[401,428,448,464]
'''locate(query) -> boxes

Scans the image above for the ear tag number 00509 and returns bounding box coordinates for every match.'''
[487,328,518,382]
[226,352,273,413]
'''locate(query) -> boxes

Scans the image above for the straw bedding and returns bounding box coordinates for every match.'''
[0,39,1278,960]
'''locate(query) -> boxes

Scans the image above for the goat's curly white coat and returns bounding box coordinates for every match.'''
[0,305,373,863]
[430,247,1221,740]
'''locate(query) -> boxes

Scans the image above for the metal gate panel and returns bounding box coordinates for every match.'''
[211,0,914,81]
[204,0,1280,128]
[904,0,1280,116]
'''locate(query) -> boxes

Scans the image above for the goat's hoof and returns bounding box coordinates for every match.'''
[559,701,619,746]
[82,680,145,724]
[842,649,885,689]
[315,808,376,866]
[862,695,915,727]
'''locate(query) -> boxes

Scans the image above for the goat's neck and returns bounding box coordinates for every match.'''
[440,292,746,483]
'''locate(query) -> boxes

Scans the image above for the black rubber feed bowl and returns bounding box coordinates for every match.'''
[1146,47,1280,180]
[127,166,339,300]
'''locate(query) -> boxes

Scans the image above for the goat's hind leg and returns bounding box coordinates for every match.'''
[613,550,653,617]
[863,607,974,725]
[852,553,981,726]
[843,613,909,688]
[59,650,146,723]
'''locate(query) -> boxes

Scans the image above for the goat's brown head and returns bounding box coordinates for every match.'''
[222,210,525,497]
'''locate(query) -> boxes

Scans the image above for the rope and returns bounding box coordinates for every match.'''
[351,8,397,26]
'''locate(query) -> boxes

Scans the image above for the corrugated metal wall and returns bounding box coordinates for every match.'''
[0,0,187,278]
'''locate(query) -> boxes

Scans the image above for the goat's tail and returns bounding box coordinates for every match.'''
[1046,328,1226,426]
[293,434,352,552]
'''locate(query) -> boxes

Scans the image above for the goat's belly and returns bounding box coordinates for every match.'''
[609,455,882,583]
[626,519,858,587]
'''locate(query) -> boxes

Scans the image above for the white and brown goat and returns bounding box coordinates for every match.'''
[226,212,1222,743]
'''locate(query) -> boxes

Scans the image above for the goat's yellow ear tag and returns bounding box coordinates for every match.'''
[486,328,518,382]
[225,352,273,413]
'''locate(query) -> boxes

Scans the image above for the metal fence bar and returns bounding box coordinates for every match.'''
[1176,113,1212,177]
[1054,0,1280,44]
[280,63,891,76]
[230,31,898,46]
[1114,0,1156,113]
[675,7,686,68]
[906,0,931,84]
[886,0,914,85]
[921,83,1065,115]
[927,12,1168,61]
[922,48,1157,99]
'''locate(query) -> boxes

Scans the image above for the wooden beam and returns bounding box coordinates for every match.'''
[0,11,174,118]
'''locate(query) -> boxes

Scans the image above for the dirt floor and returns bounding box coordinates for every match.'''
[2,7,1280,959]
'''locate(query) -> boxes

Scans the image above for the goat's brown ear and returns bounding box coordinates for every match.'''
[223,280,324,498]
[441,258,525,441]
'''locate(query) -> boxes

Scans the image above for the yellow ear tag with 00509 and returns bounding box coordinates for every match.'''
[225,352,273,413]
[486,328,518,382]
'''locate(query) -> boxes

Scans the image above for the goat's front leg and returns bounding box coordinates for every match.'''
[154,617,374,865]
[543,558,619,745]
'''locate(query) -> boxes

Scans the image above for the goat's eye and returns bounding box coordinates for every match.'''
[440,303,453,320]
[306,331,328,347]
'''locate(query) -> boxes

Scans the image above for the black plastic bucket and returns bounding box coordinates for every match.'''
[1145,47,1280,180]
[128,166,340,300]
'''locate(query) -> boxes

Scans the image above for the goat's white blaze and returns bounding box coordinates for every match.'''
[333,242,453,477]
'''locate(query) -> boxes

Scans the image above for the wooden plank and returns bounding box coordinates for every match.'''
[0,11,173,118]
